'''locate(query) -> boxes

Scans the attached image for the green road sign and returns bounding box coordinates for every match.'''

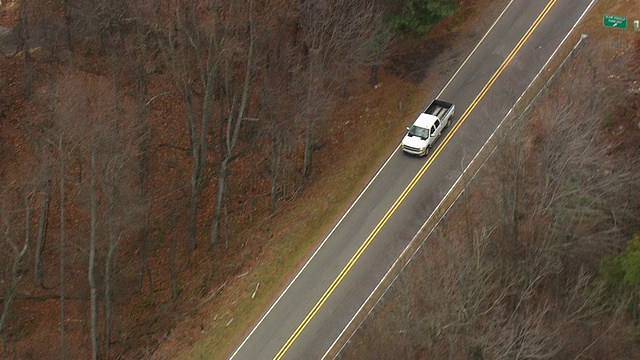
[604,14,627,29]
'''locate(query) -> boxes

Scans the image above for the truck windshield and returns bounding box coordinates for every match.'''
[409,125,429,138]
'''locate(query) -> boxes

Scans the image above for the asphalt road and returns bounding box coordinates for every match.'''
[229,0,596,359]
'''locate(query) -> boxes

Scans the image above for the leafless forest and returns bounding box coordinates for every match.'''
[1,0,637,359]
[0,0,398,358]
[341,35,640,359]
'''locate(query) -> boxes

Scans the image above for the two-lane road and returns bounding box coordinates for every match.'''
[230,0,595,358]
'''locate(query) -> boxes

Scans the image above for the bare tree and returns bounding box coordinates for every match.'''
[158,0,220,250]
[50,70,143,359]
[18,0,33,97]
[58,135,67,359]
[34,145,51,288]
[299,0,382,178]
[0,186,34,340]
[367,25,393,87]
[88,140,98,360]
[119,2,157,304]
[209,0,256,247]
[256,3,305,212]
[63,0,73,52]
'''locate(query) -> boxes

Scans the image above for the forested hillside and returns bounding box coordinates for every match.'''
[0,0,468,358]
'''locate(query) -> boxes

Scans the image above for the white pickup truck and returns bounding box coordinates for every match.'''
[401,99,455,156]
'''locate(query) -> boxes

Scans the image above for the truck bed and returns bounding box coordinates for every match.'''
[424,99,454,119]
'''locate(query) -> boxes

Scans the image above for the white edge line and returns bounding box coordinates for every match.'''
[227,0,509,351]
[229,146,401,358]
[232,0,596,356]
[435,0,517,100]
[241,0,517,356]
[325,0,597,358]
[321,0,521,355]
[322,0,596,359]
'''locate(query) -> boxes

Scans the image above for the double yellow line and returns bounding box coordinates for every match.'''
[274,1,556,358]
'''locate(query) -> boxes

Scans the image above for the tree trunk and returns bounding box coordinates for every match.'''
[63,0,73,53]
[270,137,280,213]
[210,157,228,247]
[138,227,154,306]
[369,63,379,87]
[104,245,114,358]
[35,168,50,288]
[163,4,214,253]
[302,111,318,179]
[89,149,98,360]
[59,137,66,359]
[341,60,351,98]
[104,179,118,359]
[20,0,32,97]
[170,227,178,309]
[302,116,313,179]
[182,71,209,252]
[302,48,319,179]
[0,196,31,337]
[188,173,200,250]
[210,0,255,246]
[136,101,153,303]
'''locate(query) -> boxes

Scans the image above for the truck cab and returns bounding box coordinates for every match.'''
[402,114,444,156]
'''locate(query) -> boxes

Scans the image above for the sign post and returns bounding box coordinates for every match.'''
[604,15,628,48]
